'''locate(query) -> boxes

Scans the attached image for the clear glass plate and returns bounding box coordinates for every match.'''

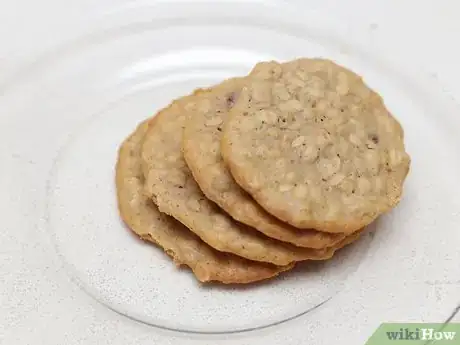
[1,1,459,344]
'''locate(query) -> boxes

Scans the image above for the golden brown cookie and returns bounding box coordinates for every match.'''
[115,118,293,284]
[222,59,411,233]
[182,78,346,248]
[141,81,356,265]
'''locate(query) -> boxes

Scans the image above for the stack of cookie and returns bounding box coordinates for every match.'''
[116,58,411,284]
